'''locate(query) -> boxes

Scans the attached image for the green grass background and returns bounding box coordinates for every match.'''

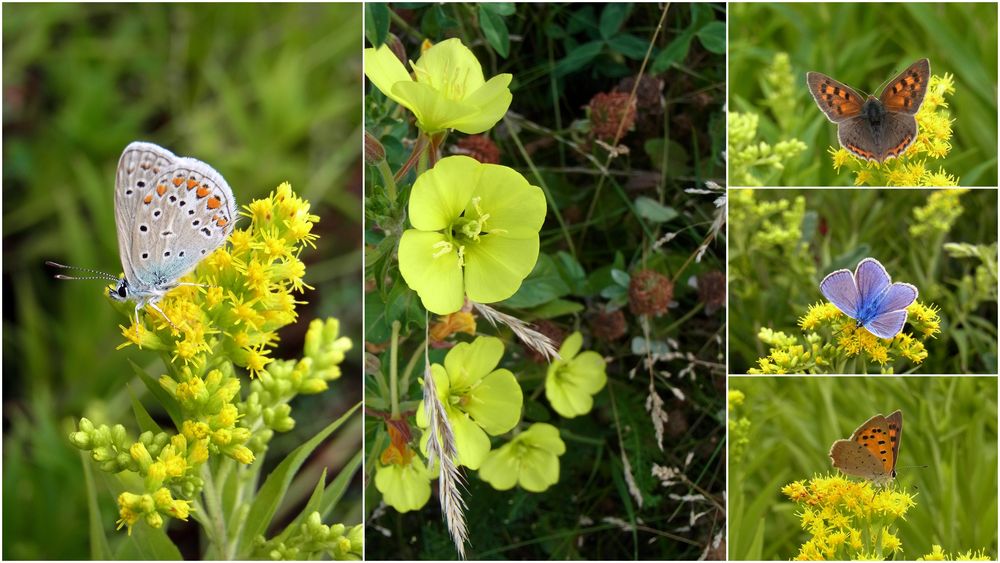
[729,188,998,374]
[729,2,998,186]
[3,4,363,559]
[729,376,998,560]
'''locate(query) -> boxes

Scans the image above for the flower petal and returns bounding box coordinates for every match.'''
[398,230,465,315]
[467,163,546,237]
[545,370,595,418]
[466,368,523,435]
[478,443,519,491]
[374,460,432,513]
[518,446,559,492]
[463,233,539,304]
[409,155,480,231]
[450,408,492,469]
[521,422,566,455]
[559,331,583,361]
[567,351,608,394]
[363,45,414,108]
[412,38,486,95]
[391,80,481,135]
[448,74,513,134]
[444,336,504,390]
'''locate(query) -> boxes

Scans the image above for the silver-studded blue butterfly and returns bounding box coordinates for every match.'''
[49,142,236,335]
[819,257,918,339]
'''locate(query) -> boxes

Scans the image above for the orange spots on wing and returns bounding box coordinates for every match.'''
[172,177,184,187]
[216,218,228,227]
[846,143,877,161]
[196,187,210,198]
[207,196,221,210]
[187,179,199,189]
[143,194,153,204]
[156,184,167,196]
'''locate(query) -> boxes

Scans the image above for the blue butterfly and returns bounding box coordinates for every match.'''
[819,257,918,339]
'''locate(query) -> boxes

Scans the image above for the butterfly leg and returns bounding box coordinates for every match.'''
[148,301,180,332]
[133,304,143,344]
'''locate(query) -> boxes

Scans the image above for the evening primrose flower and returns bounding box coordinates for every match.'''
[374,423,433,512]
[545,332,607,418]
[479,423,566,492]
[364,38,513,134]
[399,156,546,315]
[416,336,523,469]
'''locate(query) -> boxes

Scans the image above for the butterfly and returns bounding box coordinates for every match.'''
[829,410,902,485]
[49,142,236,335]
[819,257,918,339]
[807,59,930,163]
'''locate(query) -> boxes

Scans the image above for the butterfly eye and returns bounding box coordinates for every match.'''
[117,285,128,298]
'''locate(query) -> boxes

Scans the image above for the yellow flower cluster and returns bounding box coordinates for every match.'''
[120,181,319,377]
[749,300,940,373]
[831,74,960,187]
[917,545,993,561]
[910,188,970,239]
[782,475,915,561]
[728,390,751,463]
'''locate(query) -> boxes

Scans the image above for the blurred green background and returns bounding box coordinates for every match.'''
[729,188,998,374]
[2,3,363,559]
[729,376,998,560]
[729,2,998,186]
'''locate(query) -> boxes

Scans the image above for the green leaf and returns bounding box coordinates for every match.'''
[651,31,692,73]
[80,452,113,560]
[274,468,328,544]
[611,268,631,287]
[129,385,163,435]
[130,360,182,428]
[478,5,510,58]
[318,450,363,519]
[525,298,585,320]
[364,3,391,48]
[695,21,725,54]
[238,402,361,556]
[599,4,631,39]
[634,196,679,223]
[554,40,604,77]
[502,253,572,308]
[481,2,515,16]
[553,250,588,295]
[607,33,650,60]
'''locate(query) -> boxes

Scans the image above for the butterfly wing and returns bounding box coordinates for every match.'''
[885,410,902,476]
[115,142,178,286]
[829,439,887,481]
[838,116,882,162]
[864,309,908,339]
[849,413,899,478]
[854,258,892,310]
[128,156,236,289]
[820,268,861,319]
[879,59,930,116]
[806,72,865,123]
[877,112,918,162]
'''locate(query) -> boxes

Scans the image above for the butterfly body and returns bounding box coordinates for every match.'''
[830,410,902,486]
[819,257,918,339]
[807,59,930,163]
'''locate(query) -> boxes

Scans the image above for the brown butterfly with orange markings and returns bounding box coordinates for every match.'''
[807,59,930,163]
[829,410,902,486]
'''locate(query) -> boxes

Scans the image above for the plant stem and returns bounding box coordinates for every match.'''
[399,338,427,398]
[201,463,230,560]
[377,159,397,202]
[390,320,401,419]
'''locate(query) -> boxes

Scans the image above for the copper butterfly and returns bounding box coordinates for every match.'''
[806,59,930,163]
[829,410,902,485]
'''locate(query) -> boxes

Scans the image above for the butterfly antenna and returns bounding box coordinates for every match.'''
[45,261,119,281]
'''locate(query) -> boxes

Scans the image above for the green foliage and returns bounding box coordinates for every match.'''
[729,2,999,186]
[729,189,998,374]
[2,4,363,559]
[365,3,725,559]
[729,377,998,560]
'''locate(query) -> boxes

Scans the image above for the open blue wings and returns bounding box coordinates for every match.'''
[820,257,918,339]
